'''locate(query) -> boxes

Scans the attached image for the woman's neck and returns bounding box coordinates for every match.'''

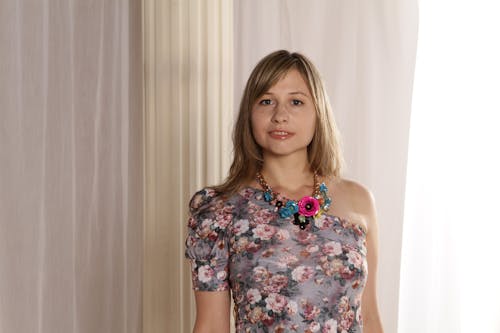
[259,154,315,192]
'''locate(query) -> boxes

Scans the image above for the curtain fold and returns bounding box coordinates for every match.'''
[143,0,233,332]
[0,1,142,332]
[398,1,500,332]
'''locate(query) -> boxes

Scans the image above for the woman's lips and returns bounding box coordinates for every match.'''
[269,130,294,139]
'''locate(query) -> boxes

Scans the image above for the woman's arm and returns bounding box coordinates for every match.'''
[192,290,231,333]
[345,181,383,333]
[353,183,384,333]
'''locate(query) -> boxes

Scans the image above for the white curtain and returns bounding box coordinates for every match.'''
[398,1,500,332]
[0,1,142,333]
[234,1,418,332]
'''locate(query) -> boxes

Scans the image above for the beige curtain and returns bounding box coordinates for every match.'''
[234,1,418,332]
[0,1,142,333]
[143,0,233,332]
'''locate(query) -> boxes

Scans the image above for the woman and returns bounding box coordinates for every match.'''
[185,50,384,333]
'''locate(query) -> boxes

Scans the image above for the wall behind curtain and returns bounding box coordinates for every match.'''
[234,1,418,332]
[0,1,142,332]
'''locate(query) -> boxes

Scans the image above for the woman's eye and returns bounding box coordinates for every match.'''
[291,99,303,106]
[259,99,272,105]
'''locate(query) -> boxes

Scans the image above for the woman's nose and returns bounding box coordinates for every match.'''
[271,103,288,123]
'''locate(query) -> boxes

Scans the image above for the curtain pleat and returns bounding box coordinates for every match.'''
[143,0,233,332]
[399,1,500,331]
[0,1,143,332]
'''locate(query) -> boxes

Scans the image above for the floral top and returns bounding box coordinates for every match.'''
[184,186,368,333]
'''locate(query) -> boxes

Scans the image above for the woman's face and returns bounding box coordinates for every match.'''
[251,69,317,159]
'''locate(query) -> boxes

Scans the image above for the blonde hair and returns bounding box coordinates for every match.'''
[210,50,344,196]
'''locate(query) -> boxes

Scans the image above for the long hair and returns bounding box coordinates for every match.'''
[210,50,345,196]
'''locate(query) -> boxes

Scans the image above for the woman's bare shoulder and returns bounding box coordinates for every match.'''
[325,176,377,233]
[331,177,373,199]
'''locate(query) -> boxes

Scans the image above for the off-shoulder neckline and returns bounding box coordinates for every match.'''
[238,185,368,236]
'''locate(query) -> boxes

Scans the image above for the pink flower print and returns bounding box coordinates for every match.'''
[233,237,249,253]
[339,265,355,280]
[265,293,287,313]
[263,274,289,294]
[248,306,263,324]
[240,187,254,199]
[314,215,333,229]
[188,215,197,228]
[185,234,197,247]
[291,265,315,283]
[323,319,338,333]
[200,218,213,233]
[246,288,262,304]
[306,244,319,253]
[246,201,261,214]
[190,190,214,210]
[277,253,299,268]
[261,248,275,257]
[274,324,286,333]
[207,230,218,242]
[286,300,298,315]
[275,229,290,241]
[214,206,232,229]
[309,321,320,332]
[233,219,249,235]
[261,312,275,327]
[246,241,262,253]
[298,196,320,216]
[302,301,321,320]
[347,250,363,269]
[296,230,317,245]
[198,265,214,283]
[351,279,361,289]
[319,257,343,277]
[216,270,227,281]
[322,241,343,256]
[254,224,276,240]
[339,309,355,331]
[314,277,324,285]
[337,296,351,313]
[251,205,276,225]
[253,266,270,282]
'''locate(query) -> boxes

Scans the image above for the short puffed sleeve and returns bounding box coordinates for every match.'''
[184,188,232,291]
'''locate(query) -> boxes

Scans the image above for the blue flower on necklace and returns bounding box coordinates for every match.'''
[279,200,298,218]
[263,191,274,202]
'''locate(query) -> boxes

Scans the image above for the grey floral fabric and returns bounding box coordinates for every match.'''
[185,186,368,333]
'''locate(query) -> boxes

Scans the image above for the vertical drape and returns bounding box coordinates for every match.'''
[234,1,418,332]
[142,0,233,332]
[0,1,143,332]
[398,1,500,332]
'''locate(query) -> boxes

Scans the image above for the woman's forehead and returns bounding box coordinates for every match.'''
[263,69,310,94]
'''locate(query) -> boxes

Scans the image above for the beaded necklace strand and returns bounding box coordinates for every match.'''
[255,171,332,230]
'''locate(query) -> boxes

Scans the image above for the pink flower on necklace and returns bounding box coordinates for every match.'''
[297,196,320,217]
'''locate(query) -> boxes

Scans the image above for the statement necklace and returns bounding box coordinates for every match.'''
[255,171,332,230]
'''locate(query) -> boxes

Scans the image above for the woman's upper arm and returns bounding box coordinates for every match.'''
[192,290,231,333]
[351,182,384,332]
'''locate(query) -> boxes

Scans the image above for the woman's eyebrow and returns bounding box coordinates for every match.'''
[289,91,310,97]
[262,91,310,97]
